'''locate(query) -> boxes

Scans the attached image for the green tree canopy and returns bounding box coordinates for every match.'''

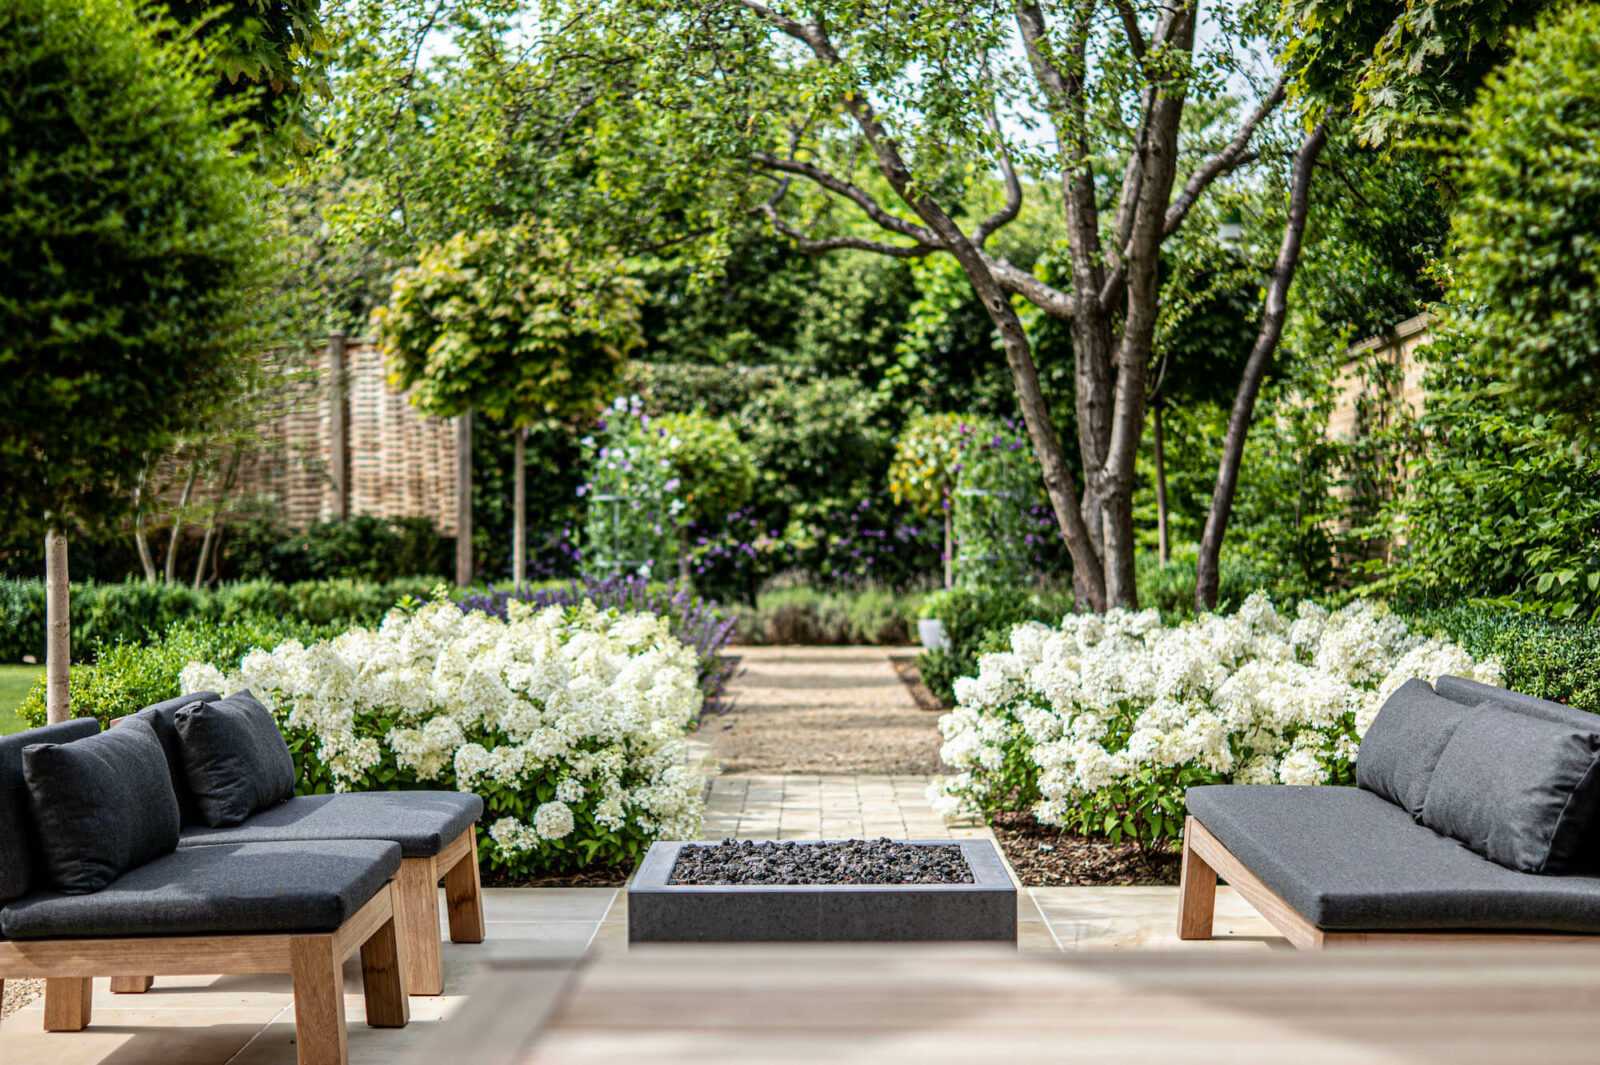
[375,223,643,428]
[1442,3,1600,445]
[0,0,276,541]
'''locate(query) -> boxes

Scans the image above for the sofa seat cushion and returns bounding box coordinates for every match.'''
[178,792,484,859]
[1186,784,1600,932]
[0,839,401,940]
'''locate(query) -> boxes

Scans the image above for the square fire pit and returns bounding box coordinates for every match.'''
[628,839,1016,943]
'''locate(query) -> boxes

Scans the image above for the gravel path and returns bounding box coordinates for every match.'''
[2,977,41,1017]
[701,646,948,775]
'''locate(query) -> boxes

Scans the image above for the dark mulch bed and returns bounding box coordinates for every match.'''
[989,810,1180,887]
[889,653,947,712]
[484,857,636,889]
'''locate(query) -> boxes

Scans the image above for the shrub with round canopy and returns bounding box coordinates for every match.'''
[0,0,275,719]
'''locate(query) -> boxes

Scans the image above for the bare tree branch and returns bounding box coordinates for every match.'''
[1164,75,1287,238]
[981,253,1076,318]
[752,151,939,244]
[972,101,1023,248]
[1114,0,1146,62]
[1099,74,1287,312]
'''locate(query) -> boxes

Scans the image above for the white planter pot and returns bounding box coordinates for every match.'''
[918,618,949,652]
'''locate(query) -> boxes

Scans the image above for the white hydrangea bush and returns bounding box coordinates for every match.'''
[928,594,1501,843]
[180,597,704,875]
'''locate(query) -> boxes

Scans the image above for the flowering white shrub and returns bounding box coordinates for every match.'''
[928,594,1501,842]
[181,597,704,875]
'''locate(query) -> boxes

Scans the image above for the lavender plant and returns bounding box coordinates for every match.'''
[459,573,739,713]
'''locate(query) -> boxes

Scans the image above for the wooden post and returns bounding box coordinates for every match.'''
[455,411,473,587]
[512,427,526,586]
[327,333,350,521]
[44,530,70,725]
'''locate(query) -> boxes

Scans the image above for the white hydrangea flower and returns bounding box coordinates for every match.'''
[184,597,705,864]
[927,595,1490,831]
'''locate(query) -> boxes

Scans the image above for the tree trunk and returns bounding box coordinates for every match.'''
[512,428,526,586]
[1154,405,1170,565]
[44,531,70,725]
[1196,120,1330,611]
[134,463,158,582]
[195,444,244,589]
[455,411,473,586]
[164,457,199,583]
[942,495,953,590]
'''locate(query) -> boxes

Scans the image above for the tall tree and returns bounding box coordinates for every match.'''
[1,0,277,720]
[549,0,1327,611]
[375,223,642,584]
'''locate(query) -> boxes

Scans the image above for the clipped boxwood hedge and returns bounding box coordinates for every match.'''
[0,577,444,664]
[1405,602,1600,714]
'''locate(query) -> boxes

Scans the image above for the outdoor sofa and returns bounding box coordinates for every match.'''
[0,716,409,1065]
[109,691,486,996]
[1179,675,1600,948]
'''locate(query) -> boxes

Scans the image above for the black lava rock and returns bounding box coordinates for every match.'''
[667,838,975,886]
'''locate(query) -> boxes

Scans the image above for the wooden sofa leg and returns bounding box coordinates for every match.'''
[360,896,411,1029]
[43,977,93,1032]
[395,856,444,996]
[290,935,349,1065]
[110,975,153,993]
[1178,817,1218,941]
[442,827,486,944]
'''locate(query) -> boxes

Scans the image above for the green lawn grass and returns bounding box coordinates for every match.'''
[0,665,42,735]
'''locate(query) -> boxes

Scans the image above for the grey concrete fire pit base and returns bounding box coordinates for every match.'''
[628,839,1017,943]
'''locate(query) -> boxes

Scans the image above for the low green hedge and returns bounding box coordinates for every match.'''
[733,586,923,646]
[16,615,336,730]
[0,577,444,664]
[1404,602,1600,714]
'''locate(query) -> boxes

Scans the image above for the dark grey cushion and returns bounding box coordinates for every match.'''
[1436,675,1598,730]
[175,690,296,827]
[1355,679,1469,817]
[0,839,401,939]
[23,717,180,894]
[179,790,484,858]
[0,718,100,902]
[1419,706,1600,874]
[1436,675,1600,870]
[1187,784,1600,931]
[120,691,222,826]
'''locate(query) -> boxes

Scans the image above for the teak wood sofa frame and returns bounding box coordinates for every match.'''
[110,825,484,999]
[0,879,409,1065]
[1177,815,1600,949]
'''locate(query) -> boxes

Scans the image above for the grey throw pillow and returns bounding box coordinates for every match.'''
[0,718,100,901]
[1355,679,1469,817]
[175,690,296,827]
[1420,705,1600,874]
[22,716,180,894]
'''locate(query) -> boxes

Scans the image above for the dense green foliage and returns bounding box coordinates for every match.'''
[1407,602,1600,714]
[1441,4,1600,444]
[0,577,440,664]
[16,615,332,729]
[1384,330,1600,620]
[0,0,276,540]
[226,516,451,583]
[1282,0,1559,143]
